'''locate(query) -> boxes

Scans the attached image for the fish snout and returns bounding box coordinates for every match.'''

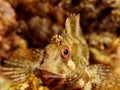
[39,69,66,88]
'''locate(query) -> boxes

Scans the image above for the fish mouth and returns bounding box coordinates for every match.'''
[40,69,66,88]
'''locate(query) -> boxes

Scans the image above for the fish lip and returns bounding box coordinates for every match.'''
[39,69,66,87]
[42,74,61,79]
[39,69,62,79]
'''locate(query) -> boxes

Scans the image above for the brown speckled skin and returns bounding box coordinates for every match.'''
[0,14,120,90]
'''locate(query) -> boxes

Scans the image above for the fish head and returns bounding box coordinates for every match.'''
[39,14,89,88]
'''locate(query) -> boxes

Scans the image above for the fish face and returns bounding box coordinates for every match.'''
[39,14,89,89]
[40,41,78,88]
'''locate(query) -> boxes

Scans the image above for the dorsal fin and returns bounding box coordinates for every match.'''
[65,14,83,38]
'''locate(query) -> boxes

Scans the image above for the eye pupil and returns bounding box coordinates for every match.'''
[64,49,68,55]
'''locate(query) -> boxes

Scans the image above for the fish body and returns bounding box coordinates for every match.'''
[0,14,120,90]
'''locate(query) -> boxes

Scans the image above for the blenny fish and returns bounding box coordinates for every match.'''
[0,14,120,90]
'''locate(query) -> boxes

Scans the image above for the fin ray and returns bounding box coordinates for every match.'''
[0,58,35,83]
[3,59,30,68]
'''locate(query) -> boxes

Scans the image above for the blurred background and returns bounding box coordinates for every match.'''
[0,0,120,89]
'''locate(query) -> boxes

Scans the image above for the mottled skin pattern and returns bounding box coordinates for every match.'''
[0,14,120,90]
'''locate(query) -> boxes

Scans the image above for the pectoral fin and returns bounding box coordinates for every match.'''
[0,58,35,83]
[89,64,119,90]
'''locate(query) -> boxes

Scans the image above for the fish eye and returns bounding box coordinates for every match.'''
[61,47,70,59]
